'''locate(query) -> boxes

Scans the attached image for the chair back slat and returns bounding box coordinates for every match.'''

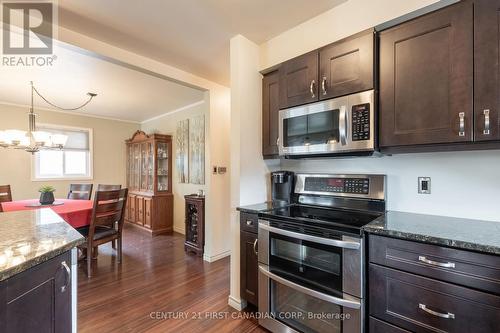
[94,200,125,215]
[94,211,123,227]
[67,184,93,200]
[0,185,12,212]
[96,184,122,191]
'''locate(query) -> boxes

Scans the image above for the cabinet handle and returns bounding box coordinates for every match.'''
[246,220,253,226]
[418,256,455,268]
[483,109,491,135]
[253,239,258,255]
[61,261,71,293]
[321,76,327,95]
[310,80,316,98]
[419,304,455,319]
[276,137,280,147]
[458,112,465,137]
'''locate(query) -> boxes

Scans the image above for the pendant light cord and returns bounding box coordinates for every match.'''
[30,81,97,111]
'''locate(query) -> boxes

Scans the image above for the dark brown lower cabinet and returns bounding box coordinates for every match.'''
[240,212,259,307]
[184,195,205,256]
[369,235,500,333]
[0,251,72,333]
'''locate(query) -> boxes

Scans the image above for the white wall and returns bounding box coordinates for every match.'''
[140,99,208,235]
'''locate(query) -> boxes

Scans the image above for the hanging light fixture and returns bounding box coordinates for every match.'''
[0,82,97,153]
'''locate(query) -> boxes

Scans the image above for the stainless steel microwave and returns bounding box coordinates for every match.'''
[278,90,375,157]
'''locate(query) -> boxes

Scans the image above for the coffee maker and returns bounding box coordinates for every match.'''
[271,171,294,204]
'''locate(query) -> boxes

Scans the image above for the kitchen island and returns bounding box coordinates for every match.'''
[0,208,84,333]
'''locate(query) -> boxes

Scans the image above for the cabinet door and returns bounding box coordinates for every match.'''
[279,51,318,108]
[129,195,136,223]
[144,197,152,228]
[136,196,144,225]
[240,231,258,307]
[0,252,71,333]
[379,2,473,147]
[319,30,374,99]
[262,70,280,157]
[474,0,500,141]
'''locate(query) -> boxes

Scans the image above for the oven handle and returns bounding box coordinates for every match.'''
[259,265,361,309]
[259,222,360,250]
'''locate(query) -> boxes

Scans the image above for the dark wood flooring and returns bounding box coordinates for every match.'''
[78,224,267,333]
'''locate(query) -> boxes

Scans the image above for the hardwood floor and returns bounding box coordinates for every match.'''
[78,224,267,333]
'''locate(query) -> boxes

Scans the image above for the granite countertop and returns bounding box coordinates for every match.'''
[236,201,289,214]
[0,208,85,282]
[364,211,500,255]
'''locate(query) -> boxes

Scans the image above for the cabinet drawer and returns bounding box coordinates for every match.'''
[369,264,500,333]
[369,235,500,294]
[369,317,410,333]
[240,212,258,234]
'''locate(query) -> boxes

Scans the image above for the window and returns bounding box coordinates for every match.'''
[33,125,93,180]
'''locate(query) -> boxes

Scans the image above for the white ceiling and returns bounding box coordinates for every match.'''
[0,41,206,123]
[58,0,347,86]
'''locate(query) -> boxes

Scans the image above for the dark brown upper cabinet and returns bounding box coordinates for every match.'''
[279,51,319,109]
[474,0,500,142]
[262,70,280,158]
[379,1,473,148]
[319,30,375,100]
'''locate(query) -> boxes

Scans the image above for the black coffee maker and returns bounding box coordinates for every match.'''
[271,171,294,204]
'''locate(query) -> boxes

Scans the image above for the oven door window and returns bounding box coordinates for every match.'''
[269,233,342,295]
[283,109,340,147]
[271,280,343,333]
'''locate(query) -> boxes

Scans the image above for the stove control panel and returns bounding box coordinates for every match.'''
[304,177,369,194]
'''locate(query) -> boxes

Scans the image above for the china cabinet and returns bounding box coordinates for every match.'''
[125,131,173,235]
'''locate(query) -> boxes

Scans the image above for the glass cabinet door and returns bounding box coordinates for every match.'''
[141,143,148,191]
[134,143,141,190]
[148,143,154,192]
[157,142,169,192]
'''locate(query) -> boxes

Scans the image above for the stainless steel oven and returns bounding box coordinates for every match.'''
[258,220,364,333]
[278,90,374,157]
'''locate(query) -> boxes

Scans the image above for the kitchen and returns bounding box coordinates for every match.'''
[231,0,500,332]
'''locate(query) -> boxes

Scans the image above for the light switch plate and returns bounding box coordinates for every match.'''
[418,177,431,194]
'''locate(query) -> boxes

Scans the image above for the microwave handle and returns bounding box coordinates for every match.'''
[339,105,348,145]
[259,222,360,250]
[259,265,361,309]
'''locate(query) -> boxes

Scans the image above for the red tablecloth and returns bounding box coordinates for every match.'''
[1,199,93,228]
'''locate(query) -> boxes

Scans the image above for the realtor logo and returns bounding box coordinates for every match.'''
[2,1,53,54]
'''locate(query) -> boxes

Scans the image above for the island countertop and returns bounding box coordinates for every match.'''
[364,211,500,255]
[0,208,85,282]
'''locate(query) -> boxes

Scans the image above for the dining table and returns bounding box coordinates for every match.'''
[1,199,93,229]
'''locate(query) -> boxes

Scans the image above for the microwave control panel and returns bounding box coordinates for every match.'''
[351,103,370,141]
[304,177,369,195]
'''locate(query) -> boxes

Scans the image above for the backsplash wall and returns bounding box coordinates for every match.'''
[280,150,500,222]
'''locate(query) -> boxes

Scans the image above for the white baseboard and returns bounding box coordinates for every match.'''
[203,250,231,263]
[228,295,247,311]
[173,225,185,235]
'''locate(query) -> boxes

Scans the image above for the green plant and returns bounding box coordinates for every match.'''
[39,185,56,193]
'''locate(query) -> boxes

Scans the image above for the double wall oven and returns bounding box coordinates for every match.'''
[278,90,375,157]
[258,174,386,333]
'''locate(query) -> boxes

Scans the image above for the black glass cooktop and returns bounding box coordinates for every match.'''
[259,204,382,236]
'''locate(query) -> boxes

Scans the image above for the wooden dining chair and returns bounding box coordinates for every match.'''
[79,188,128,277]
[0,185,12,212]
[67,184,93,200]
[96,184,122,191]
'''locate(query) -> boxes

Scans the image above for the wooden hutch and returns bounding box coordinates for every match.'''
[125,131,173,235]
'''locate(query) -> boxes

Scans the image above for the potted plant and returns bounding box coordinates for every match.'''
[39,185,56,205]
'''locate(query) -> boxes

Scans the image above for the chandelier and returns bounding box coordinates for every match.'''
[0,82,97,153]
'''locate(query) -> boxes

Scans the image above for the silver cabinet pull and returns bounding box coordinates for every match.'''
[259,222,360,249]
[418,256,455,268]
[259,265,361,309]
[321,76,327,95]
[276,137,280,147]
[309,80,316,98]
[483,109,491,135]
[253,239,258,255]
[419,304,455,319]
[458,112,465,137]
[61,261,71,293]
[246,220,253,226]
[338,105,348,146]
